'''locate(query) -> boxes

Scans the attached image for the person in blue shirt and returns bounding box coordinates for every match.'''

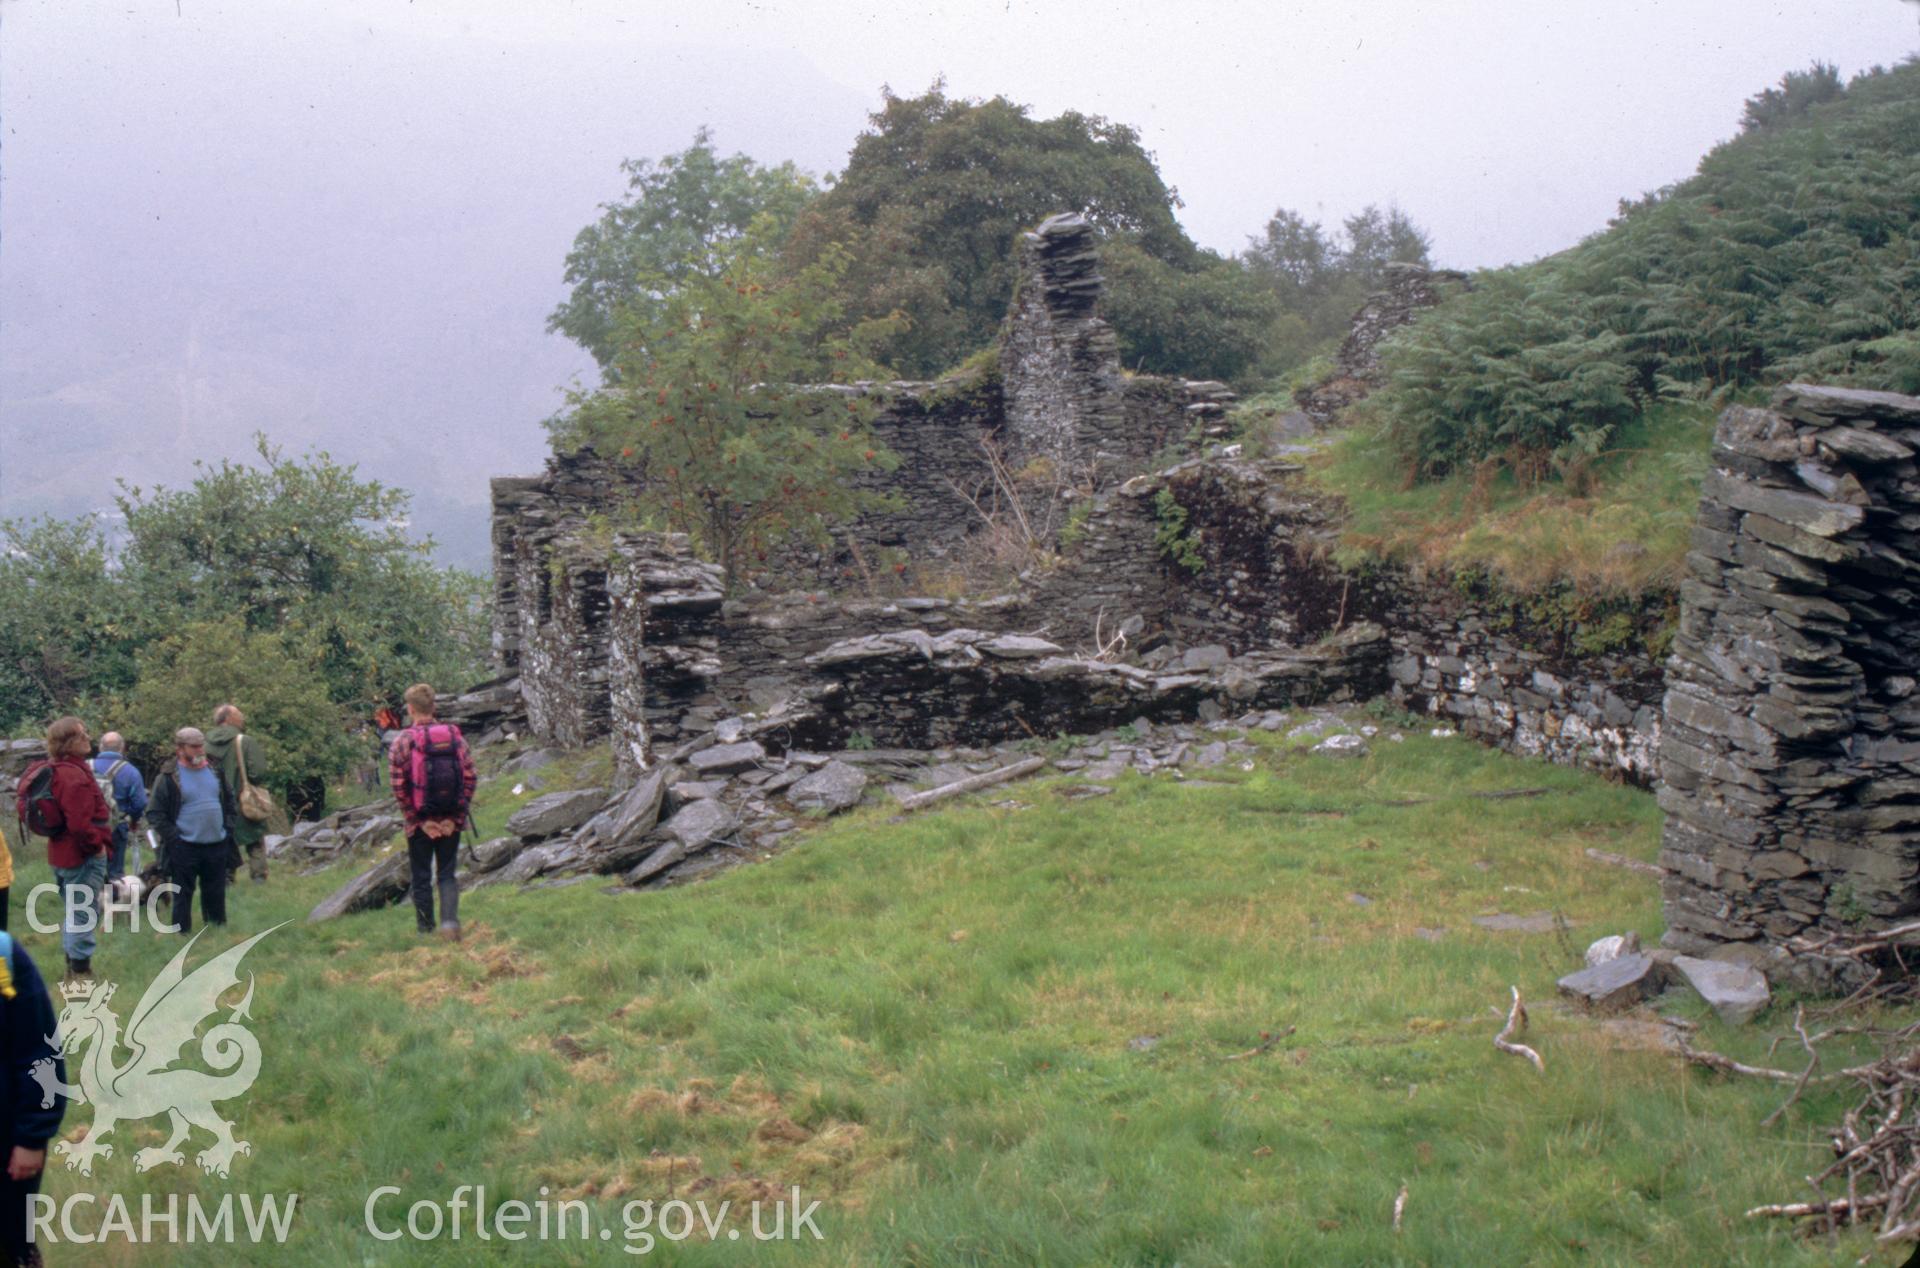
[90,732,147,885]
[148,727,236,935]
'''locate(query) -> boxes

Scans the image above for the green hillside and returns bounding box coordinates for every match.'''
[1375,58,1920,483]
[1309,59,1920,593]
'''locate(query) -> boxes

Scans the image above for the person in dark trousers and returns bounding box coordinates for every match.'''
[39,718,112,980]
[0,828,12,935]
[205,704,269,884]
[0,930,63,1266]
[149,727,237,936]
[89,732,146,886]
[388,683,476,941]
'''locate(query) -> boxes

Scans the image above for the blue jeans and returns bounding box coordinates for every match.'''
[52,853,107,962]
[109,822,129,880]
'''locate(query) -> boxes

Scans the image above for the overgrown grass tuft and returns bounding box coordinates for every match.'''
[1312,401,1716,592]
[9,731,1901,1263]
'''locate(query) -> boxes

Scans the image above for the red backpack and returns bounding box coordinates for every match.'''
[407,724,466,817]
[15,760,64,838]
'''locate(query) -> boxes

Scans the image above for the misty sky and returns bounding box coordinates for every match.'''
[3,0,1916,568]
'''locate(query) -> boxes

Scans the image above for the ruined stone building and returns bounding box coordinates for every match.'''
[489,209,1920,982]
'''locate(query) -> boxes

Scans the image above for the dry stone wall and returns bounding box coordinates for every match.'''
[1000,213,1128,486]
[485,205,1920,986]
[1096,457,1669,783]
[1658,384,1920,986]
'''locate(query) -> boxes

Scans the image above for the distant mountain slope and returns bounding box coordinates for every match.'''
[0,22,870,573]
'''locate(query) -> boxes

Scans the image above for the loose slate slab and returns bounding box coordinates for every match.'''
[1312,734,1370,758]
[579,767,671,853]
[1188,741,1229,768]
[688,741,766,776]
[1182,644,1231,671]
[500,747,562,774]
[306,849,410,922]
[505,788,606,840]
[1776,382,1920,426]
[661,798,741,850]
[1557,953,1665,1012]
[979,634,1063,659]
[1473,912,1569,934]
[1672,954,1771,1025]
[788,760,868,814]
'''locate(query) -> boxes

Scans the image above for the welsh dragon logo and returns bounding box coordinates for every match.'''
[31,923,285,1178]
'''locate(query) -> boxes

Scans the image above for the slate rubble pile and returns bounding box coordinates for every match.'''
[1658,385,1920,988]
[264,801,404,875]
[308,706,1393,920]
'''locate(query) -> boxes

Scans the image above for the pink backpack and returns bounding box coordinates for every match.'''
[407,724,465,816]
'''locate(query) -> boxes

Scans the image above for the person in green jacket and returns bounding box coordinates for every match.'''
[205,703,269,883]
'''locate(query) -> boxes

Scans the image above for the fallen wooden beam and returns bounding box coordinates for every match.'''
[895,756,1049,812]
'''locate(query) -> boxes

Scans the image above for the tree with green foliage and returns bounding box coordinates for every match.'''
[1739,61,1843,134]
[1242,202,1432,373]
[115,436,490,713]
[780,84,1213,377]
[120,617,361,803]
[553,228,902,591]
[0,516,138,731]
[549,129,819,371]
[1099,237,1277,382]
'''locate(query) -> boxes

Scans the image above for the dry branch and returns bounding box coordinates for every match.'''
[1493,986,1545,1073]
[1220,1025,1295,1062]
[1675,1037,1811,1083]
[1090,609,1129,662]
[1745,1194,1888,1220]
[1391,1181,1409,1233]
[1737,1009,1920,1239]
[894,757,1048,812]
[1790,919,1920,961]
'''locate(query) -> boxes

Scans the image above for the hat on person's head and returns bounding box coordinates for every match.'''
[174,726,207,747]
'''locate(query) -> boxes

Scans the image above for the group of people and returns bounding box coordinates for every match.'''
[0,682,477,1264]
[8,683,477,982]
[10,706,272,979]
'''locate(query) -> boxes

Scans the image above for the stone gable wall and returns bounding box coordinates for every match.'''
[1657,384,1920,985]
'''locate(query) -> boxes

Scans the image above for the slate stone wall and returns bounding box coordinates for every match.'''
[1093,458,1670,783]
[1658,384,1920,981]
[1000,213,1128,487]
[1379,584,1669,784]
[1295,262,1470,428]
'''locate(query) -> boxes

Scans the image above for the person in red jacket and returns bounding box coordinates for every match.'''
[41,717,112,980]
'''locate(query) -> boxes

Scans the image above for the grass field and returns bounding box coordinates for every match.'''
[9,726,1907,1264]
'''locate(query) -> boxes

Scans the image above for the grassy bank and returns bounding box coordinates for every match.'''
[9,726,1902,1264]
[1306,403,1716,594]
